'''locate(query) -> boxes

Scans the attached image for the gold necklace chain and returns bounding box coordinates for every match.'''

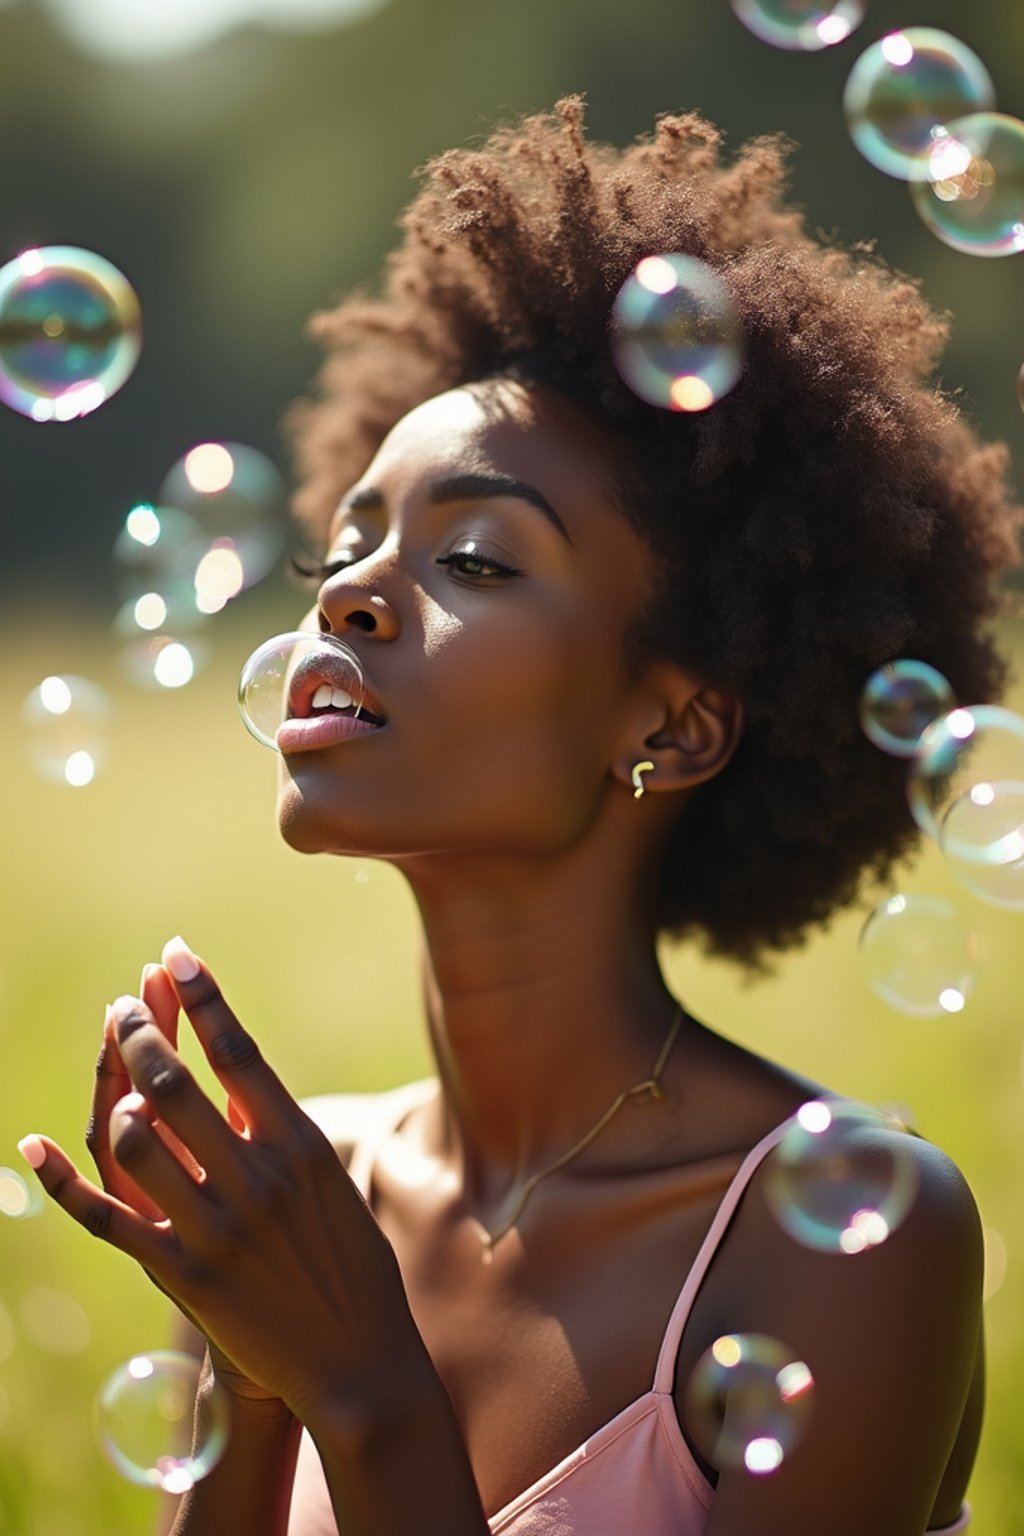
[480,1006,684,1259]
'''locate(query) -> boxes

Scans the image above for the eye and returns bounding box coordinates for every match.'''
[436,547,524,579]
[287,552,356,588]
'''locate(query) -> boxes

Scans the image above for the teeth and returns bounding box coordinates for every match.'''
[311,683,333,710]
[331,687,353,709]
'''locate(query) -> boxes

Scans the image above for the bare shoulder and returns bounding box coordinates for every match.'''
[300,1082,435,1172]
[693,1123,984,1536]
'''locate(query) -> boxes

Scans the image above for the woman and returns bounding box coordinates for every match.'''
[18,97,1019,1534]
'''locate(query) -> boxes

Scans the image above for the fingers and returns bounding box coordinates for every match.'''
[18,1131,176,1273]
[160,937,295,1139]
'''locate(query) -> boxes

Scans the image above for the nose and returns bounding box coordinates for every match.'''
[316,567,400,641]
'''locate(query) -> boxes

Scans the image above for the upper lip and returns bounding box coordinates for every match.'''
[286,652,387,725]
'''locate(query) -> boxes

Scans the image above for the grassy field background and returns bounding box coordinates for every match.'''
[1,593,1021,1533]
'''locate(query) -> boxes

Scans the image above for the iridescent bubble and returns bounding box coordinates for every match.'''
[118,634,209,691]
[764,1098,921,1252]
[238,630,370,751]
[910,113,1024,256]
[113,505,209,631]
[731,0,864,51]
[859,659,955,757]
[94,1350,228,1492]
[844,30,995,181]
[0,246,141,420]
[610,255,744,412]
[158,442,287,600]
[20,674,113,786]
[907,705,1024,842]
[939,782,1024,908]
[858,894,981,1018]
[683,1333,814,1476]
[0,1166,44,1219]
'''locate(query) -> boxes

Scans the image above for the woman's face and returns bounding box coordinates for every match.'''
[276,378,662,861]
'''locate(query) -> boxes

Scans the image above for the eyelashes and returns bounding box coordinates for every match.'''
[287,549,524,588]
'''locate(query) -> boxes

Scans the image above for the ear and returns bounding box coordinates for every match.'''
[613,666,745,798]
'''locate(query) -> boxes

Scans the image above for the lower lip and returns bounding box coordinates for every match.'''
[275,714,383,753]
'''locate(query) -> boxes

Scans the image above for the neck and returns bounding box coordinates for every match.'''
[396,830,690,1210]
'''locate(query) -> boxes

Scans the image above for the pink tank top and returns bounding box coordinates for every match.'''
[288,1081,972,1536]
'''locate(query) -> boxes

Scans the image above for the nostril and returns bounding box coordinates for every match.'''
[346,611,376,633]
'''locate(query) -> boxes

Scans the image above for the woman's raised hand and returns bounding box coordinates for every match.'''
[18,939,423,1430]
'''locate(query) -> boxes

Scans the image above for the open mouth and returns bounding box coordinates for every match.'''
[286,652,387,728]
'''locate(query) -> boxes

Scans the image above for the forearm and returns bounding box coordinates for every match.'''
[168,1384,302,1536]
[306,1368,490,1536]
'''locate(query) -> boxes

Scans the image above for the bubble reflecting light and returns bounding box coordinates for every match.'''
[859,894,981,1018]
[911,114,1024,255]
[21,674,113,786]
[159,441,287,594]
[0,1166,44,1219]
[765,1098,921,1253]
[939,782,1024,908]
[859,659,955,757]
[113,505,208,632]
[908,705,1024,843]
[844,30,995,181]
[94,1351,228,1492]
[731,0,864,51]
[239,630,368,751]
[611,255,744,412]
[0,246,141,419]
[684,1333,814,1475]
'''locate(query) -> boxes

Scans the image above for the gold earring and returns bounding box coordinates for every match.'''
[631,760,655,798]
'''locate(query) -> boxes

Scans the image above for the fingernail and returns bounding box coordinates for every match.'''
[17,1136,46,1170]
[140,962,159,994]
[162,935,200,984]
[116,1092,147,1115]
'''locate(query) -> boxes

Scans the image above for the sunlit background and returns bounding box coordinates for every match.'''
[1,0,1023,1529]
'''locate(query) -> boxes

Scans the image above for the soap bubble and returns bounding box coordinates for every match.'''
[844,30,995,181]
[910,113,1024,256]
[610,255,744,412]
[859,660,955,757]
[859,894,981,1018]
[94,1350,228,1492]
[684,1333,814,1475]
[20,674,113,786]
[118,634,209,691]
[0,1166,44,1219]
[731,0,864,51]
[764,1098,921,1252]
[0,246,141,420]
[239,630,368,751]
[907,705,1024,842]
[938,783,1024,908]
[159,442,287,602]
[113,505,209,630]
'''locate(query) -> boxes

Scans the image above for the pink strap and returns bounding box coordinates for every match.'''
[653,1116,795,1392]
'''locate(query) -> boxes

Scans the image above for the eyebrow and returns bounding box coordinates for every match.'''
[340,473,573,544]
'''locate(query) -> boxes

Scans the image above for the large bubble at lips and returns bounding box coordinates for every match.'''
[0,246,141,420]
[159,442,287,605]
[910,113,1024,256]
[611,255,744,413]
[238,630,366,750]
[93,1351,228,1492]
[859,894,981,1017]
[683,1333,814,1477]
[859,659,955,757]
[20,674,113,786]
[764,1098,921,1253]
[731,0,864,51]
[844,30,995,181]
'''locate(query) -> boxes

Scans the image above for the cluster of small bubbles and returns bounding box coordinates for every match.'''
[859,659,955,757]
[907,706,1024,898]
[610,255,744,413]
[158,441,287,602]
[238,630,366,750]
[764,1098,921,1252]
[859,894,981,1017]
[112,504,213,689]
[94,1351,229,1493]
[20,1287,91,1355]
[731,0,864,52]
[844,30,995,181]
[683,1333,814,1476]
[0,1166,44,1219]
[20,675,113,787]
[0,246,141,420]
[911,113,1024,256]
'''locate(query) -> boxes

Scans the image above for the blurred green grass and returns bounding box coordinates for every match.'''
[0,597,1021,1533]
